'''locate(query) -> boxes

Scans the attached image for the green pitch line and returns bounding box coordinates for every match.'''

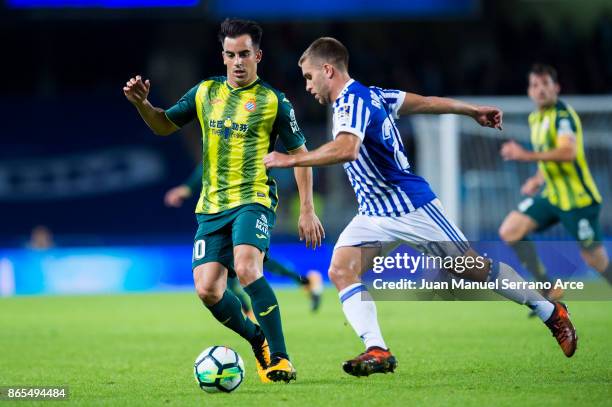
[1,291,611,406]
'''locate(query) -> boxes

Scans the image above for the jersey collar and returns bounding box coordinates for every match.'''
[537,99,559,113]
[225,76,261,92]
[335,78,355,102]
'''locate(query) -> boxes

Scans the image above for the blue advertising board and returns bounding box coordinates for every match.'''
[7,0,476,17]
[0,243,333,296]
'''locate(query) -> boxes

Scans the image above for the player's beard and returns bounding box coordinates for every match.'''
[316,83,332,105]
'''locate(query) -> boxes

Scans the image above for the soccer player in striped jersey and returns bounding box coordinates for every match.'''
[164,164,324,312]
[499,64,612,302]
[124,19,325,383]
[264,38,577,376]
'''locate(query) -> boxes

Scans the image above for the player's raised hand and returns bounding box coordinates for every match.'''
[123,75,150,106]
[263,152,295,169]
[473,105,503,130]
[299,210,325,249]
[501,140,529,161]
[164,185,192,208]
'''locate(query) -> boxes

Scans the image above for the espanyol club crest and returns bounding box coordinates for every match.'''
[244,99,256,112]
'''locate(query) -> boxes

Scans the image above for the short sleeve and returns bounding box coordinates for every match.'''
[165,82,201,128]
[379,88,406,119]
[555,109,577,137]
[275,94,306,152]
[332,94,371,140]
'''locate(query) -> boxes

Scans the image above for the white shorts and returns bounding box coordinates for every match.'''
[335,199,470,257]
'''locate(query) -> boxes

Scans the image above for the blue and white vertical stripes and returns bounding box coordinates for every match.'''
[332,79,437,216]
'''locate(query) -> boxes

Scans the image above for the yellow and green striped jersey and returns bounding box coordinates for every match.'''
[528,100,601,211]
[165,76,305,214]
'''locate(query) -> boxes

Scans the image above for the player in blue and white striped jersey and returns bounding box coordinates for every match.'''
[264,37,578,375]
[334,84,435,216]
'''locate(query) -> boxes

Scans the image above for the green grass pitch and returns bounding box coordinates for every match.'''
[1,290,611,406]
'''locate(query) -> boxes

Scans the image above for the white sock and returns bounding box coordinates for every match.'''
[338,283,387,350]
[488,261,555,322]
[529,300,556,321]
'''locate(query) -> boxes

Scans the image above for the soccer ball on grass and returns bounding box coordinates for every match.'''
[194,346,245,393]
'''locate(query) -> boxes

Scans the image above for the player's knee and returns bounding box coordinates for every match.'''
[196,285,223,305]
[499,212,533,243]
[498,223,522,243]
[328,264,350,286]
[327,265,340,284]
[234,263,261,286]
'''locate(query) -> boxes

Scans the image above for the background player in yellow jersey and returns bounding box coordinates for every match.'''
[123,18,324,383]
[499,64,612,299]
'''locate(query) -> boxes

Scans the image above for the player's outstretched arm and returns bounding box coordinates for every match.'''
[288,145,325,248]
[501,137,576,162]
[264,133,360,169]
[123,75,179,136]
[399,93,503,130]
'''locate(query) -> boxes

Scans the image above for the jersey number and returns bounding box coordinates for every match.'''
[382,117,410,170]
[193,240,206,260]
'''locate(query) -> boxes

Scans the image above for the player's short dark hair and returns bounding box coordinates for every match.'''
[218,18,263,48]
[529,64,558,83]
[299,37,349,71]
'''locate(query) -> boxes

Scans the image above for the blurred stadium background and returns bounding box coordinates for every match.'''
[1,0,612,296]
